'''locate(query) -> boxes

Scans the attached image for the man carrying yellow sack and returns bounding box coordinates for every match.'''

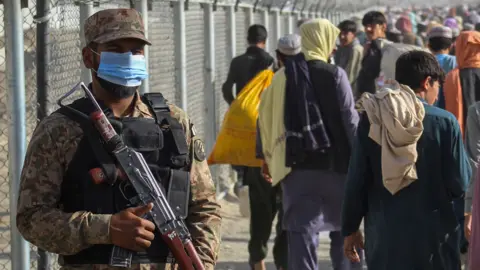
[220,25,274,199]
[258,19,361,270]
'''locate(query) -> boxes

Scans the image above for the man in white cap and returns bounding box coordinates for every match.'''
[252,33,301,270]
[275,34,302,68]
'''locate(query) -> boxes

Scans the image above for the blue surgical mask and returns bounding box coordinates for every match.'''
[93,51,148,87]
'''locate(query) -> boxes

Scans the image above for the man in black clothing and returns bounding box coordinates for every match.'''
[221,24,274,197]
[356,11,389,95]
[222,24,274,104]
[222,24,275,270]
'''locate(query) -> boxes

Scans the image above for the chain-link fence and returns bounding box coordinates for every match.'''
[0,0,39,269]
[0,0,370,268]
[0,4,10,270]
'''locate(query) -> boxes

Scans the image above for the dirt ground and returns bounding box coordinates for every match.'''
[215,198,336,270]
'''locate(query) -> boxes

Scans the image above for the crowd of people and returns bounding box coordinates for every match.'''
[222,3,480,270]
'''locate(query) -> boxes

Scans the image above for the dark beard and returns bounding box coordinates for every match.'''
[93,56,137,99]
[96,75,137,99]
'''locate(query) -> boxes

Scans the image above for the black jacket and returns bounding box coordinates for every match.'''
[356,39,389,95]
[222,46,274,104]
[294,60,354,174]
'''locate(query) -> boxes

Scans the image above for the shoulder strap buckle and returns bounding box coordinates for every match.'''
[142,93,170,113]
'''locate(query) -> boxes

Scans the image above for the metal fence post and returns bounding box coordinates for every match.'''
[288,12,294,34]
[35,0,54,265]
[227,6,236,61]
[136,0,150,94]
[174,0,187,111]
[5,0,30,268]
[203,2,216,158]
[262,9,269,51]
[273,9,281,43]
[79,1,93,84]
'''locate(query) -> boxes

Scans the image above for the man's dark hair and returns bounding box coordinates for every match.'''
[247,24,268,44]
[362,11,387,26]
[338,20,357,33]
[395,50,445,91]
[428,37,453,52]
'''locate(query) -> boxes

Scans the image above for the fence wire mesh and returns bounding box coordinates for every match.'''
[282,15,289,36]
[0,3,12,270]
[254,10,263,24]
[213,7,234,195]
[148,1,177,103]
[235,8,247,55]
[49,1,82,109]
[267,13,276,55]
[0,0,360,267]
[186,3,206,140]
[0,5,9,260]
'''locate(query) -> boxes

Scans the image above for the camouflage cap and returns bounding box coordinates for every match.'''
[84,9,151,46]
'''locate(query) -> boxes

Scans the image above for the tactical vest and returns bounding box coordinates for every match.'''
[57,93,190,265]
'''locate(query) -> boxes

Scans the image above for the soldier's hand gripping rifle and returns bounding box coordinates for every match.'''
[58,83,205,270]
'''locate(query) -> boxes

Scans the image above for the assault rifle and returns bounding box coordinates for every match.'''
[58,82,204,269]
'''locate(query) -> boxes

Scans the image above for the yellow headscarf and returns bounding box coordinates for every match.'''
[300,18,340,62]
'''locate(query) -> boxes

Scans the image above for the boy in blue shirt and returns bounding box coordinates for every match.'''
[428,26,457,108]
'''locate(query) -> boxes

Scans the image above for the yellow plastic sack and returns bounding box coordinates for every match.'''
[208,69,274,167]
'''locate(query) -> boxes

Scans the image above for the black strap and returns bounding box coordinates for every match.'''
[57,103,118,185]
[141,93,170,115]
[141,93,189,156]
[164,116,189,156]
[167,170,190,219]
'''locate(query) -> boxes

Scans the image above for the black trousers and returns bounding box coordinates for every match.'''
[245,166,288,269]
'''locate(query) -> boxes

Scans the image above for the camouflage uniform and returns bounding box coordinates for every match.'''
[16,8,221,270]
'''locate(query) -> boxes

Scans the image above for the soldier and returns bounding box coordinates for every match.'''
[16,8,221,270]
